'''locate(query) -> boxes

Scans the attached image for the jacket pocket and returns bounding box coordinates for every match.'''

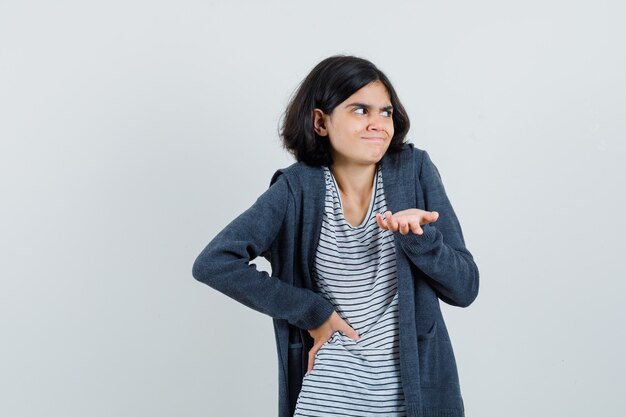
[417,321,439,386]
[287,342,304,414]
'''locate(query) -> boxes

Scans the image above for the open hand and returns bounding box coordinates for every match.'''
[376,209,439,235]
[306,311,359,375]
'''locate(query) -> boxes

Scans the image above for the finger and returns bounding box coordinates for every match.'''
[426,211,439,223]
[339,321,360,342]
[409,220,423,235]
[307,344,322,375]
[399,220,410,235]
[383,211,392,227]
[385,211,398,231]
[375,213,388,230]
[389,212,399,231]
[418,211,438,229]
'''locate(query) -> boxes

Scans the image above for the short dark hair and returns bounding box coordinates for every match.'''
[280,55,410,166]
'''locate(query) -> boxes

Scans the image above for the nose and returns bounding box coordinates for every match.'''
[367,113,387,131]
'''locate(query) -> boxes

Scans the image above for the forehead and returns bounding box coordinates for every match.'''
[344,80,391,104]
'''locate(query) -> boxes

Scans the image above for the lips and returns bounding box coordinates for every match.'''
[362,137,386,142]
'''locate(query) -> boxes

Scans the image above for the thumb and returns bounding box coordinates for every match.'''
[339,320,360,342]
[430,211,439,221]
[307,344,322,375]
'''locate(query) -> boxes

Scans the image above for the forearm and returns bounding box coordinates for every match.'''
[396,224,479,307]
[400,149,480,307]
[191,176,335,330]
[192,246,335,329]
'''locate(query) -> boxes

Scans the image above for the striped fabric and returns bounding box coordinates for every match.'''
[293,164,406,417]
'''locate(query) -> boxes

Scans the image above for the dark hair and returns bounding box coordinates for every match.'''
[280,55,410,166]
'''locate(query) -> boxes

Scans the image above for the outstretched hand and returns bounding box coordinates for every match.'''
[376,209,439,235]
[306,311,359,375]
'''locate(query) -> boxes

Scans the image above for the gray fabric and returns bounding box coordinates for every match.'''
[293,165,405,416]
[192,143,480,417]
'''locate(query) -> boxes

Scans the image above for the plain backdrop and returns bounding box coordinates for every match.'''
[1,1,625,416]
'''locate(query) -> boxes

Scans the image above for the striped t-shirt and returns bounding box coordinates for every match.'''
[293,164,406,417]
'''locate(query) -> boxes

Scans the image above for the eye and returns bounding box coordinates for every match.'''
[381,110,393,117]
[353,107,367,115]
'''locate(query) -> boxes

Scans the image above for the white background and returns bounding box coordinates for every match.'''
[1,1,625,416]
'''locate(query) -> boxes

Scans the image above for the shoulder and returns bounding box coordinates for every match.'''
[403,142,429,163]
[382,141,431,174]
[269,160,323,190]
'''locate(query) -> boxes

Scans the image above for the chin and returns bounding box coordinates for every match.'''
[363,153,386,165]
[371,146,390,160]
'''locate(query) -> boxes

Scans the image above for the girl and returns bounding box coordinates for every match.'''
[192,55,480,417]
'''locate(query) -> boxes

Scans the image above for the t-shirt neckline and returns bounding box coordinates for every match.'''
[327,165,379,229]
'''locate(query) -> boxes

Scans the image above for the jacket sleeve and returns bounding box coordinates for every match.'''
[395,150,480,307]
[191,175,335,330]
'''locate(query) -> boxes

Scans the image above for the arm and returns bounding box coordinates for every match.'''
[395,150,480,307]
[192,176,335,329]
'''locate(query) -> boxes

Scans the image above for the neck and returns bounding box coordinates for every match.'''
[329,161,377,201]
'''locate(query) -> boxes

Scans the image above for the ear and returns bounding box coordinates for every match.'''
[312,108,329,136]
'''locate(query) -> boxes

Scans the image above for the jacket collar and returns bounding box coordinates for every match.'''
[270,143,415,285]
[271,143,414,211]
[381,143,415,213]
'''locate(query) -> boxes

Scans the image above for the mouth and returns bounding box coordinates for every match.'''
[361,137,386,142]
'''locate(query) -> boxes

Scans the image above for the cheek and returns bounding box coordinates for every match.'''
[382,125,394,139]
[354,120,370,133]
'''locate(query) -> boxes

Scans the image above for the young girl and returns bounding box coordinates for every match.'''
[192,55,480,417]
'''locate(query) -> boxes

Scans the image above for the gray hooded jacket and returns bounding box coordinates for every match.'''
[192,143,480,417]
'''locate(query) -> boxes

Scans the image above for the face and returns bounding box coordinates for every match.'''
[313,80,395,167]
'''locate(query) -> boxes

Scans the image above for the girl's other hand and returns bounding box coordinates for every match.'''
[306,311,359,375]
[376,209,439,235]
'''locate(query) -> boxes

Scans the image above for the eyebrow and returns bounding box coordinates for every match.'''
[344,102,394,111]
